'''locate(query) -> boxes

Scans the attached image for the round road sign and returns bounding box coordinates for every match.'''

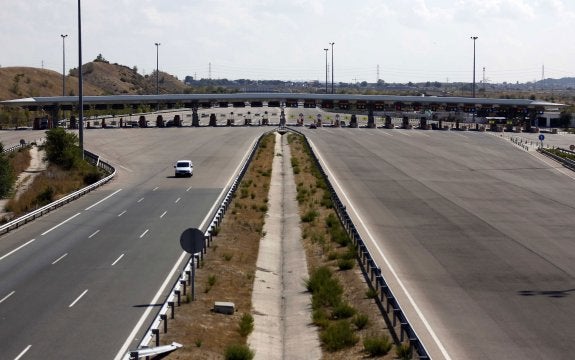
[180,228,205,254]
[538,134,545,141]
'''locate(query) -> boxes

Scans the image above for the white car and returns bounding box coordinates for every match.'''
[174,160,193,177]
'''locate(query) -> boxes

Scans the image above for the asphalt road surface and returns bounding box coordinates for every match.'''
[0,126,269,359]
[298,123,575,360]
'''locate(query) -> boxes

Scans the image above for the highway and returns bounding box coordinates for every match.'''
[2,113,575,359]
[0,126,268,359]
[298,122,575,360]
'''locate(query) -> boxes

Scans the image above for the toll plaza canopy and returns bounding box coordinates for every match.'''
[0,93,563,113]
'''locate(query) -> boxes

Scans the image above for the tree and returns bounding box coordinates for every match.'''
[44,128,82,170]
[0,143,16,198]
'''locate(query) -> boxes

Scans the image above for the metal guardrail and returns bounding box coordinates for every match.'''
[539,147,575,171]
[0,150,116,235]
[290,127,431,359]
[128,131,268,359]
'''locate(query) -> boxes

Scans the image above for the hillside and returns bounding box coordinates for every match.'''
[68,61,187,95]
[0,61,189,101]
[0,67,104,101]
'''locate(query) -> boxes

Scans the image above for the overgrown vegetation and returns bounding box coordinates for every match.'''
[289,132,403,358]
[0,143,17,198]
[3,128,104,217]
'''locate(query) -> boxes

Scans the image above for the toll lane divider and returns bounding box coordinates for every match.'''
[129,131,269,359]
[0,149,116,235]
[289,127,431,359]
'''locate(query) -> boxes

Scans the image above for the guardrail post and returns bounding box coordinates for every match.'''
[168,301,175,319]
[186,270,191,285]
[175,290,181,306]
[152,328,160,346]
[180,280,187,296]
[130,350,138,359]
[161,314,167,333]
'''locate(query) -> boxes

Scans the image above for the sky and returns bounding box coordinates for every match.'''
[1,0,574,84]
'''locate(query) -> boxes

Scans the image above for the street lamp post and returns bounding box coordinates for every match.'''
[471,36,478,98]
[77,0,83,153]
[155,42,161,96]
[61,34,68,97]
[329,42,335,94]
[324,48,328,94]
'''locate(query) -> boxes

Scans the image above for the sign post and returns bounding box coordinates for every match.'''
[180,228,205,301]
[538,134,545,149]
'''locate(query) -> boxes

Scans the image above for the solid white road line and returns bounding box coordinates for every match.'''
[118,210,127,217]
[52,253,68,265]
[111,254,125,266]
[0,290,15,304]
[69,289,88,308]
[41,213,81,236]
[309,138,453,360]
[88,230,100,238]
[14,345,31,360]
[0,239,35,262]
[85,189,123,211]
[139,229,149,239]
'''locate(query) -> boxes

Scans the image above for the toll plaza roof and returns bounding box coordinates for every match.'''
[0,93,564,109]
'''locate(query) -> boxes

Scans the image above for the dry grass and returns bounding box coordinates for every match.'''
[4,164,89,216]
[7,147,32,174]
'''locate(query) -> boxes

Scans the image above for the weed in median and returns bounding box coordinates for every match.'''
[238,313,254,337]
[363,333,393,356]
[224,343,254,360]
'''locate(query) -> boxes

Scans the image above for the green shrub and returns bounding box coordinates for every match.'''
[238,313,254,337]
[363,334,393,356]
[353,313,369,330]
[325,213,338,228]
[305,266,343,309]
[365,288,378,299]
[395,341,413,359]
[331,302,356,320]
[312,308,330,329]
[330,224,350,246]
[224,344,254,360]
[337,258,355,270]
[320,320,358,351]
[301,209,319,223]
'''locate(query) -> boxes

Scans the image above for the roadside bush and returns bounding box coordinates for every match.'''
[337,258,355,270]
[44,127,82,170]
[363,334,393,356]
[224,344,254,360]
[331,302,356,320]
[353,313,369,330]
[301,209,319,223]
[395,341,413,359]
[0,151,15,198]
[320,320,358,351]
[238,313,254,337]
